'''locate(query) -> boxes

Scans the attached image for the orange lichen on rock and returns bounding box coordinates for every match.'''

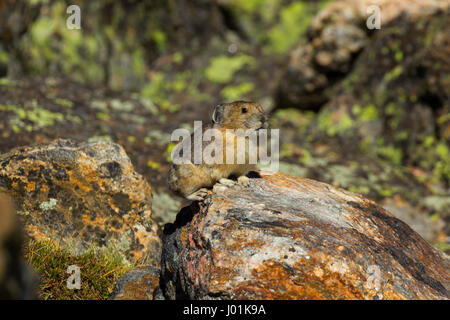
[161,171,450,300]
[110,266,160,300]
[0,139,161,265]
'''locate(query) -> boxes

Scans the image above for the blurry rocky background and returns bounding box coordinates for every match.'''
[0,0,448,299]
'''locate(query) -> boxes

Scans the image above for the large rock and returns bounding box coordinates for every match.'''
[161,172,449,300]
[0,194,38,299]
[274,1,450,239]
[277,0,448,110]
[0,139,161,265]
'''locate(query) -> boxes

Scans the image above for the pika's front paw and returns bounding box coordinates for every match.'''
[237,175,250,187]
[186,188,209,201]
[218,178,236,187]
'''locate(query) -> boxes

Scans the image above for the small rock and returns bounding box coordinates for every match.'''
[110,266,160,300]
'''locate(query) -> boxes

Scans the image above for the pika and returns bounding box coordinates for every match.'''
[168,101,268,201]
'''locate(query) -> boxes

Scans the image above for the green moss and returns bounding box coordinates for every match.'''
[266,2,312,54]
[204,54,255,84]
[434,242,450,252]
[131,48,146,79]
[318,110,355,137]
[96,112,111,121]
[110,99,135,112]
[0,51,9,64]
[172,52,183,64]
[376,186,396,197]
[384,65,403,82]
[141,72,166,101]
[165,143,177,162]
[272,108,313,129]
[394,50,403,62]
[1,102,65,130]
[376,145,403,165]
[353,104,379,122]
[317,110,333,133]
[348,185,370,195]
[299,148,312,165]
[221,82,254,101]
[394,130,408,141]
[54,98,74,108]
[146,160,160,169]
[151,30,167,51]
[437,113,450,125]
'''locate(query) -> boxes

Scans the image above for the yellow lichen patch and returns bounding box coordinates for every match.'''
[0,139,161,266]
[25,225,50,243]
[26,181,36,192]
[66,170,92,193]
[81,214,108,228]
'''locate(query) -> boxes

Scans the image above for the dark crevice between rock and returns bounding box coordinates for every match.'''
[417,90,444,140]
[163,201,200,236]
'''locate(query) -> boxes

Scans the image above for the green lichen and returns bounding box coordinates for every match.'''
[265,2,313,54]
[318,110,355,137]
[376,145,403,165]
[353,104,379,122]
[205,54,255,84]
[151,192,181,225]
[53,98,74,108]
[1,101,65,131]
[221,82,254,101]
[110,99,135,112]
[422,196,450,213]
[39,198,58,212]
[384,65,403,82]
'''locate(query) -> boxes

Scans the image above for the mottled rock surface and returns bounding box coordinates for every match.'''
[161,171,449,300]
[110,266,160,300]
[0,194,38,299]
[0,139,161,265]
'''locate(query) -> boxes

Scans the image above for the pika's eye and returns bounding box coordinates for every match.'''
[241,107,248,114]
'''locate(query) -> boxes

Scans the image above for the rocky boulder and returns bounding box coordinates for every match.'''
[277,0,448,110]
[0,139,161,265]
[161,171,449,299]
[0,194,38,299]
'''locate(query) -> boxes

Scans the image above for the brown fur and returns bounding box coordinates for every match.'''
[168,101,268,199]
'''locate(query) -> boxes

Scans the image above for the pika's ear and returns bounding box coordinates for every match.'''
[212,104,225,124]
